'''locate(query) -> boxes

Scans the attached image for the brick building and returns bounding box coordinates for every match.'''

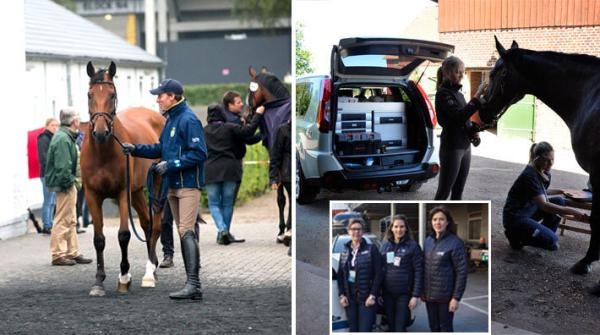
[437,0,600,149]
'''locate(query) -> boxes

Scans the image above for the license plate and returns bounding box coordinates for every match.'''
[395,179,409,185]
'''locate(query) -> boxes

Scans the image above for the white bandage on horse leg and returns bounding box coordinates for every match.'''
[119,272,132,284]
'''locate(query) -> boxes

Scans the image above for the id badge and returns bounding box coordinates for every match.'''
[386,252,395,264]
[393,256,401,267]
[348,270,356,283]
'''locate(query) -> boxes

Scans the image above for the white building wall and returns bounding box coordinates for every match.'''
[0,1,28,240]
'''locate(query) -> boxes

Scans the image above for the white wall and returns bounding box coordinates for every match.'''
[0,1,28,239]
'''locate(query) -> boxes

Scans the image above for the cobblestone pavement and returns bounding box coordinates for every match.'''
[0,191,291,334]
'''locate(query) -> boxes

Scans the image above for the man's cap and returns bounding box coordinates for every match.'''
[150,78,184,95]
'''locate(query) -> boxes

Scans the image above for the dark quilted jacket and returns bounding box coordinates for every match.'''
[422,231,468,302]
[337,238,383,303]
[380,236,423,297]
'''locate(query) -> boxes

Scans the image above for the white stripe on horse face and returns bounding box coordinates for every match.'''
[249,82,259,92]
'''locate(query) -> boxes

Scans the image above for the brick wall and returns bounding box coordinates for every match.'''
[441,27,599,150]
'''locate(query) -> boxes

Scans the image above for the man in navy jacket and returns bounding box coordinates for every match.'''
[123,78,207,300]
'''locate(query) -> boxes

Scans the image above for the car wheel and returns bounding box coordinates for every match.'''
[296,159,319,204]
[399,181,422,192]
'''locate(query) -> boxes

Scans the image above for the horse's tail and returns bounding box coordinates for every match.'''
[146,163,168,217]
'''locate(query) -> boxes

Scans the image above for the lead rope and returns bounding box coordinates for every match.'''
[112,134,148,243]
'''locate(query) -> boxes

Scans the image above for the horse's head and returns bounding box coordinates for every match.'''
[86,61,118,143]
[479,36,527,125]
[247,66,289,112]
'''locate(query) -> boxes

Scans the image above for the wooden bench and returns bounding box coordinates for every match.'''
[559,189,592,236]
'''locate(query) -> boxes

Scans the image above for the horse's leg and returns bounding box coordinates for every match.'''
[116,192,132,293]
[277,186,286,236]
[87,193,106,297]
[131,188,161,288]
[571,174,600,276]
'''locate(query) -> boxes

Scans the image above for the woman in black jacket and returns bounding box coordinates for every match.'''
[422,206,468,332]
[204,104,263,245]
[380,214,423,332]
[434,56,487,200]
[337,219,382,332]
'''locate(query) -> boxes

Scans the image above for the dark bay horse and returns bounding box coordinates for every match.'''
[82,61,165,296]
[480,37,600,291]
[248,66,292,244]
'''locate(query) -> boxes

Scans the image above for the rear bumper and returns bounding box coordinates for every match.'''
[321,163,438,190]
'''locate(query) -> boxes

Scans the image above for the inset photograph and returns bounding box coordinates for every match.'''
[331,201,490,333]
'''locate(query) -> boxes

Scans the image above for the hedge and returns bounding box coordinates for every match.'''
[184,82,291,106]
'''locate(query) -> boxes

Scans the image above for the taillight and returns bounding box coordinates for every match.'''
[317,78,331,133]
[415,82,437,128]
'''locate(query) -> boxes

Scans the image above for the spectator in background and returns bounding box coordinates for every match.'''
[45,108,92,266]
[204,103,263,245]
[222,90,261,243]
[37,117,59,234]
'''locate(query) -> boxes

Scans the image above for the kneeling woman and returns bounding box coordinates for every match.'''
[503,142,586,251]
[380,215,423,332]
[337,219,382,332]
[423,206,468,332]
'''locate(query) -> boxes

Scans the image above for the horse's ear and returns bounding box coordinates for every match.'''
[249,66,257,79]
[108,61,117,78]
[510,40,519,49]
[260,66,269,73]
[495,35,506,57]
[86,61,95,78]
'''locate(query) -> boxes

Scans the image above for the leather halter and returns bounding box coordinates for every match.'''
[88,80,118,132]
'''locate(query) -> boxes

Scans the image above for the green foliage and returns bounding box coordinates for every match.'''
[184,83,291,107]
[185,83,249,106]
[200,143,270,207]
[232,0,291,29]
[295,23,314,76]
[52,0,75,11]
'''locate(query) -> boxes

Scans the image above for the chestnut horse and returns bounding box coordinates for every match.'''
[82,61,165,296]
[479,37,600,292]
[248,66,292,243]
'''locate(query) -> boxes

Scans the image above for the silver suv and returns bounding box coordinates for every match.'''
[296,37,454,204]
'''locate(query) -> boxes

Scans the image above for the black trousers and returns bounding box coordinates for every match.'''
[425,301,455,332]
[435,147,471,200]
[383,294,410,332]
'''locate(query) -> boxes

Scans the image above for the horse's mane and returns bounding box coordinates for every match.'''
[255,72,290,100]
[512,48,600,75]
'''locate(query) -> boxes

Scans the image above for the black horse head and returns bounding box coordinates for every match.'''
[479,37,527,125]
[247,66,289,113]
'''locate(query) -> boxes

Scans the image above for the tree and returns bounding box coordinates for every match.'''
[52,0,75,11]
[295,23,313,76]
[232,0,291,29]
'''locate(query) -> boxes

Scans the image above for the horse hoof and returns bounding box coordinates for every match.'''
[117,280,131,293]
[570,260,592,275]
[141,276,156,288]
[89,285,106,297]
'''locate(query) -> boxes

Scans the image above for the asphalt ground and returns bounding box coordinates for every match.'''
[1,191,291,334]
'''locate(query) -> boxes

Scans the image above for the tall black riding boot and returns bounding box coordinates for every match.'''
[169,231,203,300]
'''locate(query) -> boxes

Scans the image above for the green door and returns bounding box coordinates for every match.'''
[497,95,536,140]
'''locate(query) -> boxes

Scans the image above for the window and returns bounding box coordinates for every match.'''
[468,210,482,241]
